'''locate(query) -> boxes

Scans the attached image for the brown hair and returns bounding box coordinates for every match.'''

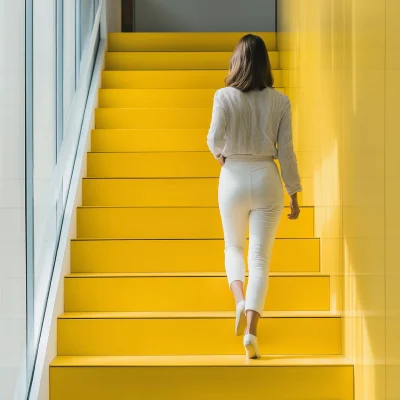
[225,34,274,92]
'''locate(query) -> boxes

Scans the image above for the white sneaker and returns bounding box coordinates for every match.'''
[235,300,246,336]
[243,333,261,359]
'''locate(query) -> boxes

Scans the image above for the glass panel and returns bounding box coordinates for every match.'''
[63,0,77,133]
[0,0,28,398]
[32,0,58,349]
[1,0,104,397]
[80,0,96,59]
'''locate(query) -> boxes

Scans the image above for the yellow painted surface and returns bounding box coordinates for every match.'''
[107,32,277,52]
[71,238,320,273]
[58,314,341,355]
[86,151,318,178]
[82,177,311,207]
[278,0,400,398]
[76,206,314,239]
[105,51,280,70]
[50,363,354,400]
[51,354,353,367]
[91,128,211,151]
[98,89,216,108]
[98,88,287,108]
[50,30,357,398]
[385,2,400,398]
[95,107,211,129]
[98,88,285,108]
[101,70,284,89]
[64,274,330,312]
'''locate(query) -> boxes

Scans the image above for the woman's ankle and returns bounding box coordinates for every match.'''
[244,326,257,336]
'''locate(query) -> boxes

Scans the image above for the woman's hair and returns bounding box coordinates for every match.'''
[225,34,274,92]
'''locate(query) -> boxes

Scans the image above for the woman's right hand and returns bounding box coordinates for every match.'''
[288,193,300,220]
[218,155,226,166]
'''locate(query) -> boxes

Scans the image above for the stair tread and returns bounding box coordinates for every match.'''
[65,272,328,278]
[88,150,312,153]
[103,69,281,72]
[98,89,286,92]
[51,355,352,367]
[107,32,277,52]
[59,310,341,319]
[71,237,319,241]
[105,51,278,54]
[76,205,313,209]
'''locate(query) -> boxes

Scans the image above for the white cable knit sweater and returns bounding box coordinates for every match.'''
[206,86,302,196]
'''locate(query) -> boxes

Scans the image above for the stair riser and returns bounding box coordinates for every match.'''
[58,317,341,356]
[64,276,330,312]
[50,366,354,400]
[98,88,286,108]
[82,178,312,207]
[76,207,314,239]
[91,129,210,151]
[95,107,212,129]
[105,52,280,70]
[86,152,317,178]
[101,70,284,89]
[108,32,278,52]
[71,238,320,273]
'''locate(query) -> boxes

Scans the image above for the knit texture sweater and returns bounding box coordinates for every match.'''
[206,86,302,196]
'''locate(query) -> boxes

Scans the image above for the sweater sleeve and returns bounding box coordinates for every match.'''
[277,97,302,196]
[207,89,227,159]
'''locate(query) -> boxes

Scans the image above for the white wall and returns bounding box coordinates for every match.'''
[107,0,121,32]
[0,0,27,399]
[134,0,276,32]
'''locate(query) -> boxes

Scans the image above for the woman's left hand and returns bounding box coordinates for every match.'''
[218,156,226,166]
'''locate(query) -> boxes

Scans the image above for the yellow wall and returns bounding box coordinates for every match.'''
[277,1,400,399]
[385,2,400,398]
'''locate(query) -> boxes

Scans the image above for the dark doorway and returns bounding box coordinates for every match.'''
[121,0,134,32]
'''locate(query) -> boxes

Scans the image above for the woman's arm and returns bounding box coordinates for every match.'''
[207,89,227,160]
[277,96,302,196]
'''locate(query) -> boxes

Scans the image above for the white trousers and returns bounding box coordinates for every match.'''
[218,154,285,316]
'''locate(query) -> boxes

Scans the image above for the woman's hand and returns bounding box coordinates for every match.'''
[217,155,226,165]
[288,193,300,219]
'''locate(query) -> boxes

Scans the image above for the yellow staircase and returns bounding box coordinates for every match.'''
[50,32,354,399]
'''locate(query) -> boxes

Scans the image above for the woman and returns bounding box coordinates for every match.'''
[207,34,302,359]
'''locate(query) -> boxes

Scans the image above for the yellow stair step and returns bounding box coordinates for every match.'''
[82,177,312,207]
[50,355,353,400]
[86,152,317,178]
[101,70,284,89]
[51,354,353,367]
[91,129,210,151]
[104,51,280,70]
[71,238,320,274]
[99,89,216,108]
[95,107,212,129]
[76,206,314,239]
[91,126,308,151]
[57,311,341,356]
[108,32,278,52]
[64,273,329,312]
[98,88,286,108]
